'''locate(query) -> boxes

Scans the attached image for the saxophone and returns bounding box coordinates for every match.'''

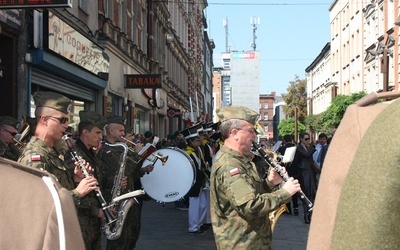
[102,142,144,240]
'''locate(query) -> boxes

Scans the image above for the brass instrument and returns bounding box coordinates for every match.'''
[102,141,140,240]
[14,115,32,150]
[269,204,289,232]
[120,136,139,153]
[121,136,169,165]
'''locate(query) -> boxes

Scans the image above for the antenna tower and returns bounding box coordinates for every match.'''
[250,17,260,51]
[223,17,229,52]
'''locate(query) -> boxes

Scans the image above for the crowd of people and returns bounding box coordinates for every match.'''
[1,92,338,249]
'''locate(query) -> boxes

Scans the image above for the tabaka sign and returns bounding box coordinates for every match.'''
[0,0,72,9]
[125,74,162,89]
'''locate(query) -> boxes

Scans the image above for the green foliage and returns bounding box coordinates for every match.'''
[321,91,366,128]
[278,118,306,138]
[282,76,307,123]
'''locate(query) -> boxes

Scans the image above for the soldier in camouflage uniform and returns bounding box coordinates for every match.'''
[18,91,99,206]
[0,116,21,161]
[97,116,153,250]
[210,105,301,249]
[64,110,108,250]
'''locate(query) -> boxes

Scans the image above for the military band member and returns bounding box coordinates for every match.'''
[210,105,301,249]
[64,110,108,250]
[18,91,99,205]
[0,116,21,161]
[97,116,153,249]
[182,123,208,235]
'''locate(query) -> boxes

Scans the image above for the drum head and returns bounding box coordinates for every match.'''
[141,147,195,202]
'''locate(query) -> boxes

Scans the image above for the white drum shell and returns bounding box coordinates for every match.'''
[140,147,196,202]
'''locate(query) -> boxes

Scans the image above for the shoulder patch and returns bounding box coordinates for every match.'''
[229,167,240,176]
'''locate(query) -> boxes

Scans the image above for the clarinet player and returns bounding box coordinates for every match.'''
[210,105,301,250]
[64,110,109,249]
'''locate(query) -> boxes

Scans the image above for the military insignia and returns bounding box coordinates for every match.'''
[31,154,41,161]
[229,168,240,176]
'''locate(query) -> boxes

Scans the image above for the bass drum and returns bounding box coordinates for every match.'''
[140,147,196,203]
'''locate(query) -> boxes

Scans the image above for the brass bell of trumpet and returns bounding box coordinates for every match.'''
[148,152,169,166]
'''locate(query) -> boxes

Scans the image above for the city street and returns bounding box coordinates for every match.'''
[136,200,310,250]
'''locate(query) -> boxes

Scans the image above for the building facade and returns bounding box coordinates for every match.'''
[0,0,213,138]
[259,92,276,143]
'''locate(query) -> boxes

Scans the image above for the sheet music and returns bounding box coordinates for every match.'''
[282,146,297,163]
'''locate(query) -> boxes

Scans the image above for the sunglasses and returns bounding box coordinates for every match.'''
[4,130,17,137]
[45,116,69,124]
[304,138,310,141]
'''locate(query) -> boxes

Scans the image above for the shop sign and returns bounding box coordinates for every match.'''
[45,11,110,76]
[125,74,161,89]
[0,0,72,9]
[167,108,180,118]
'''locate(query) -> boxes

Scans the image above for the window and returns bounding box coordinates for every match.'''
[79,0,89,14]
[263,103,268,109]
[264,114,268,120]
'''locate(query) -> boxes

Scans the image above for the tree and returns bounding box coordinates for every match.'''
[278,118,306,139]
[321,91,366,129]
[282,76,307,123]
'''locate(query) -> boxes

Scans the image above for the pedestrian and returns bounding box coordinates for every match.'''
[210,105,301,249]
[295,132,318,224]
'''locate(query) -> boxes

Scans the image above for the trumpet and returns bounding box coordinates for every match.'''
[14,115,32,150]
[146,152,169,166]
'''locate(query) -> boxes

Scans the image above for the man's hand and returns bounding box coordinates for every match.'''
[75,176,99,197]
[281,177,301,196]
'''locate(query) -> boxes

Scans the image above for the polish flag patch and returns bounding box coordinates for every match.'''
[31,154,41,161]
[229,168,240,176]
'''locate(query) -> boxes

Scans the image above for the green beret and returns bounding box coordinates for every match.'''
[0,116,19,129]
[107,116,127,126]
[79,111,107,130]
[216,105,259,125]
[33,91,72,114]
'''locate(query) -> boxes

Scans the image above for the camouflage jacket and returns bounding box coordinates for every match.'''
[0,141,21,161]
[18,136,79,205]
[64,139,104,218]
[210,145,291,250]
[64,139,103,249]
[97,141,141,203]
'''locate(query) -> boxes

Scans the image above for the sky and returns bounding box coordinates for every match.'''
[205,0,332,96]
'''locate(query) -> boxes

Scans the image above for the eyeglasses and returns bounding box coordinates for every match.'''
[4,130,17,137]
[45,116,69,124]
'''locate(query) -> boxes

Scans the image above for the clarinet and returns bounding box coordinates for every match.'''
[63,135,116,224]
[252,142,313,212]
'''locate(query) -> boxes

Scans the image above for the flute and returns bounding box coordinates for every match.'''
[252,142,313,212]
